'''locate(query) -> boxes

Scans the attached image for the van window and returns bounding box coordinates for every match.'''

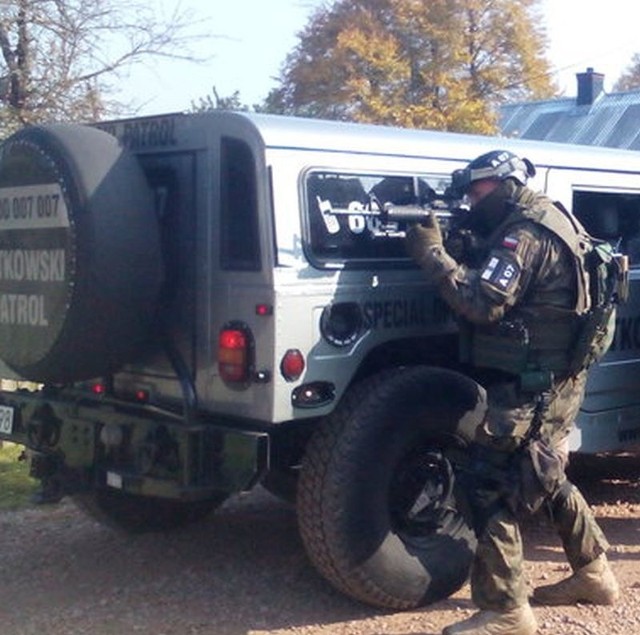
[304,171,449,267]
[220,137,261,271]
[573,191,640,265]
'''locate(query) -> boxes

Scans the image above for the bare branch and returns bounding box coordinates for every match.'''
[0,0,214,134]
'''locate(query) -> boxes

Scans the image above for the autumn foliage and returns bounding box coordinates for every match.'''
[265,0,556,134]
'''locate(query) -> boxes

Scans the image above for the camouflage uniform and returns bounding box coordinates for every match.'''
[408,179,610,611]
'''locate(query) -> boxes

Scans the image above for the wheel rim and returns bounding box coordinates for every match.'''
[389,440,457,539]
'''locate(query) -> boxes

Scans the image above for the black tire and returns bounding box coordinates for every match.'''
[73,489,226,533]
[0,124,162,382]
[297,366,480,609]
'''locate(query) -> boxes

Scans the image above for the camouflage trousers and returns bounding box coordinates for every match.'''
[466,370,610,611]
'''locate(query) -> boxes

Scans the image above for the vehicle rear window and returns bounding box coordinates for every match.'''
[220,137,261,271]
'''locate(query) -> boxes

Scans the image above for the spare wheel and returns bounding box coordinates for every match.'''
[0,124,163,382]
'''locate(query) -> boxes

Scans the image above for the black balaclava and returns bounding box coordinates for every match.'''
[468,179,520,237]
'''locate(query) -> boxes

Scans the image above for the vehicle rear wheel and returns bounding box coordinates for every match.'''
[73,489,226,533]
[297,366,483,609]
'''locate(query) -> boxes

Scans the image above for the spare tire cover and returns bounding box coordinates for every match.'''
[0,124,163,383]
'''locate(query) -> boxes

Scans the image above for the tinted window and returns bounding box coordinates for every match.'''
[220,137,261,271]
[574,191,640,266]
[305,171,449,267]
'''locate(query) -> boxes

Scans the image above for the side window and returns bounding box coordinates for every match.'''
[220,137,261,271]
[573,191,640,265]
[304,171,444,267]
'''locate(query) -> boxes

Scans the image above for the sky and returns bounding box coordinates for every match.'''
[114,0,640,116]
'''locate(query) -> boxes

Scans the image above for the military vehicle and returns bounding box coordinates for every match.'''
[1,112,639,608]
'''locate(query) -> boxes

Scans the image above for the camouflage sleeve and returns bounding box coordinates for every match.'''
[437,223,543,324]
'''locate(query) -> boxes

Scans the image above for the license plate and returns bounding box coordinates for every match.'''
[0,405,14,435]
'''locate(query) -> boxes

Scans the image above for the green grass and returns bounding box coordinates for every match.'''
[0,443,38,510]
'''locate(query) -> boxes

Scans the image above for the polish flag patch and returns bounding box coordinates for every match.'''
[502,235,519,250]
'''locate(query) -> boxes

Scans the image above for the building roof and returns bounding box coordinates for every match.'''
[500,68,640,150]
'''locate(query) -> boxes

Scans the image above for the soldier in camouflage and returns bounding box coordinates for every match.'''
[405,150,620,635]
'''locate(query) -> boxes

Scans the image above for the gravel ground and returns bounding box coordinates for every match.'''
[0,454,638,635]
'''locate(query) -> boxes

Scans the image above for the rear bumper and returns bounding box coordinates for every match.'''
[0,387,269,501]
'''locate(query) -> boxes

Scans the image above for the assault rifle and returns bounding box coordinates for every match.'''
[381,198,468,236]
[383,199,483,265]
[317,192,469,240]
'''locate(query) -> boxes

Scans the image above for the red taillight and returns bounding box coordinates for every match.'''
[280,349,305,382]
[135,389,149,403]
[218,328,250,383]
[255,303,273,316]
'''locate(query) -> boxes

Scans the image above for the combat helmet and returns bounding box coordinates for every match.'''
[450,150,536,199]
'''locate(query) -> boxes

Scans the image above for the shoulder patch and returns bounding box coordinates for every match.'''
[480,255,521,292]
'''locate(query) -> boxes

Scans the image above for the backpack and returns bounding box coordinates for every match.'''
[569,238,628,374]
[531,200,629,374]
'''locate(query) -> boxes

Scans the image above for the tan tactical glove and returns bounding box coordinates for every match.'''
[405,214,457,283]
[405,213,443,264]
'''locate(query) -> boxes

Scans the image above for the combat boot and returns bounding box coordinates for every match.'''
[442,603,537,635]
[532,553,619,606]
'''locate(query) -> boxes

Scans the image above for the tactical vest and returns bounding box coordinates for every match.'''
[462,193,626,387]
[500,196,591,313]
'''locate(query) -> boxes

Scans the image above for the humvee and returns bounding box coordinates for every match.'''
[0,112,639,609]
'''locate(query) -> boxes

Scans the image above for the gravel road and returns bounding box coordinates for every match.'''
[0,454,638,635]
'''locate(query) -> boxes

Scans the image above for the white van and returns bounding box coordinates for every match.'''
[0,112,638,609]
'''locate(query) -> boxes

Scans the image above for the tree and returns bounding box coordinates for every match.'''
[0,0,205,135]
[613,53,640,92]
[190,86,278,114]
[266,0,556,133]
[191,88,250,113]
